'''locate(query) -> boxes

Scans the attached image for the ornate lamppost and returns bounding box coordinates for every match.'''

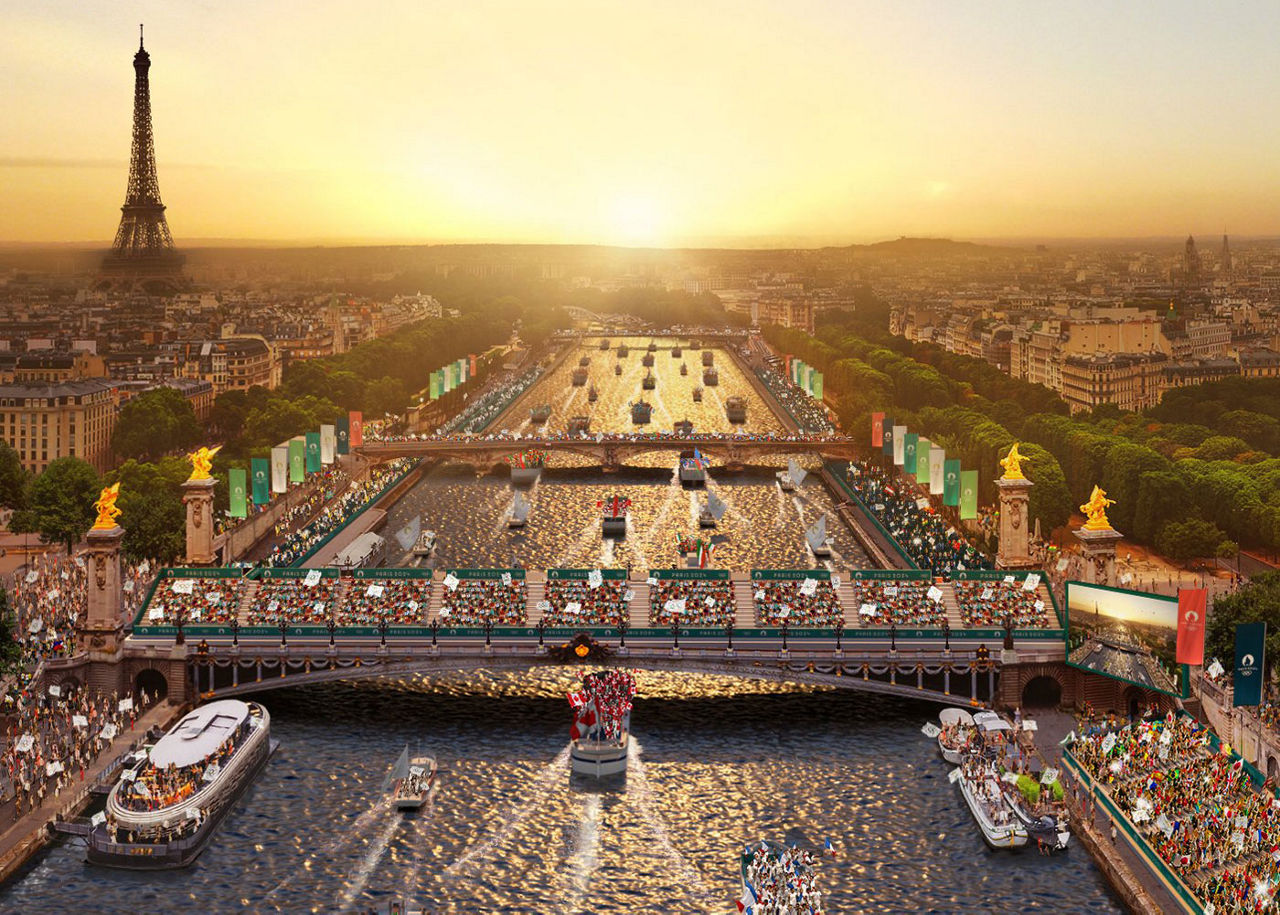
[671,621,680,650]
[278,616,288,648]
[327,618,336,647]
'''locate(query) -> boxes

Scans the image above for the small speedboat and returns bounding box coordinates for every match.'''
[386,746,437,812]
[412,530,437,558]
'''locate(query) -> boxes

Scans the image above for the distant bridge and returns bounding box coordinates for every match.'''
[356,434,860,471]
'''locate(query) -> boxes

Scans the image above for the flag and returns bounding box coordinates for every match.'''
[737,882,757,913]
[882,416,895,457]
[251,457,270,505]
[228,467,248,518]
[349,411,363,448]
[1234,622,1266,707]
[288,437,305,483]
[959,470,979,520]
[696,540,715,569]
[915,439,931,485]
[892,425,906,465]
[871,412,885,448]
[929,447,946,495]
[430,371,441,400]
[824,837,837,857]
[305,431,321,472]
[320,424,336,464]
[812,371,823,400]
[469,353,478,377]
[903,433,918,475]
[943,459,962,506]
[336,416,350,455]
[271,444,289,493]
[1176,588,1207,665]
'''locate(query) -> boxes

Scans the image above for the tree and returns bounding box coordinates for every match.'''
[0,440,27,510]
[1204,572,1280,683]
[104,458,189,563]
[365,376,408,417]
[111,388,201,461]
[1157,518,1226,567]
[10,457,100,553]
[0,587,17,666]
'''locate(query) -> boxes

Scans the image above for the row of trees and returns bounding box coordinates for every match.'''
[767,303,1272,563]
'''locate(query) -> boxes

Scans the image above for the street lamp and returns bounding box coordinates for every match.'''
[835,619,843,653]
[327,618,336,647]
[175,609,186,646]
[278,616,288,648]
[537,619,546,647]
[379,617,389,647]
[725,621,734,651]
[890,621,897,653]
[430,619,439,647]
[943,620,951,652]
[781,619,789,651]
[484,620,493,648]
[230,618,239,647]
[671,621,680,650]
[618,619,628,649]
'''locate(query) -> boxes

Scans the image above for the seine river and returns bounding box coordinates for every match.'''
[0,671,1121,914]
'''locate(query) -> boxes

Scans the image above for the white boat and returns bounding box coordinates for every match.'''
[1008,793,1071,853]
[412,529,437,557]
[385,745,437,811]
[570,732,629,778]
[805,514,832,558]
[508,492,530,529]
[92,700,274,869]
[956,762,1029,849]
[777,458,807,492]
[937,707,976,765]
[699,490,727,529]
[510,465,541,486]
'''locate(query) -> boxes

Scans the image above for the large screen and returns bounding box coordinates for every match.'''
[1065,581,1182,698]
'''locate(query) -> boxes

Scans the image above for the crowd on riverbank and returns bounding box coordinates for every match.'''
[262,458,416,567]
[439,365,546,435]
[1071,715,1280,912]
[359,429,854,446]
[2,683,153,816]
[753,367,834,434]
[843,459,991,573]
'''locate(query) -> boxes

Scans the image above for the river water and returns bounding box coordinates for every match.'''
[0,670,1121,914]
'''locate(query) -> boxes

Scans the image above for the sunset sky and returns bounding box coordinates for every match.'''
[4,1,1280,246]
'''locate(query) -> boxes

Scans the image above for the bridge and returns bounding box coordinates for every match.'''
[356,434,860,471]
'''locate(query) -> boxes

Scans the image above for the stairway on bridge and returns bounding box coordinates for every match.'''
[427,574,446,624]
[941,587,965,631]
[626,578,650,629]
[731,579,756,628]
[833,577,860,629]
[526,572,545,625]
[235,581,259,624]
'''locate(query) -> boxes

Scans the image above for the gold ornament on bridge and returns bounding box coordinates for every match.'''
[999,442,1028,481]
[186,445,222,482]
[1080,485,1116,532]
[91,483,122,530]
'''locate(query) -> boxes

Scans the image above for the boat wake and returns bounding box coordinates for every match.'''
[261,799,393,906]
[336,812,401,913]
[563,794,602,913]
[625,740,713,907]
[444,744,573,876]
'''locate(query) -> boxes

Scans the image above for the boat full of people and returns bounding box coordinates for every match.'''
[937,707,976,764]
[412,528,437,558]
[739,840,827,915]
[89,700,274,869]
[568,670,636,779]
[385,745,437,811]
[955,758,1029,850]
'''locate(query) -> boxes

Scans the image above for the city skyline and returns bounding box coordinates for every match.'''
[6,2,1280,247]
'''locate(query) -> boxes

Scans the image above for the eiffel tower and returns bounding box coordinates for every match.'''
[100,25,185,292]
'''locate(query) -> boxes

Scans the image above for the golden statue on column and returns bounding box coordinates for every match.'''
[1080,485,1116,531]
[999,442,1027,481]
[186,445,222,482]
[91,483,122,530]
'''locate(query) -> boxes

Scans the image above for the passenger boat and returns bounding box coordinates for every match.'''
[578,355,591,367]
[701,350,714,366]
[508,450,545,485]
[631,400,652,424]
[679,448,710,486]
[699,490,727,529]
[671,346,682,358]
[587,385,598,403]
[805,515,832,558]
[508,492,531,528]
[680,363,688,376]
[412,529,437,558]
[690,340,701,350]
[385,746,437,812]
[702,367,719,386]
[599,338,610,350]
[937,707,975,764]
[955,761,1029,850]
[571,368,588,386]
[739,840,825,914]
[569,670,635,778]
[642,371,656,390]
[88,700,274,869]
[672,419,694,435]
[691,386,702,402]
[617,344,629,357]
[567,414,591,435]
[725,395,747,423]
[647,341,657,352]
[1008,792,1071,853]
[530,405,552,424]
[599,495,630,538]
[642,352,655,367]
[614,363,623,376]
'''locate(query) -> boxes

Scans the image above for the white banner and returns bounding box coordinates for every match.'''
[100,723,119,741]
[501,572,512,587]
[800,578,818,597]
[948,767,961,784]
[48,684,61,698]
[91,812,106,827]
[172,579,194,595]
[1040,767,1059,785]
[304,569,322,587]
[1022,573,1041,592]
[859,603,878,617]
[565,602,582,615]
[46,761,62,777]
[366,584,385,598]
[927,585,943,603]
[443,573,459,592]
[319,424,336,465]
[118,697,133,713]
[271,445,289,494]
[921,722,941,738]
[15,735,33,753]
[587,569,603,589]
[72,715,88,728]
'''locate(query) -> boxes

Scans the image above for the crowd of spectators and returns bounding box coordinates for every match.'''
[753,579,842,627]
[338,579,432,626]
[753,366,834,434]
[846,579,941,627]
[439,366,546,435]
[439,578,528,625]
[2,683,154,816]
[648,578,735,627]
[843,460,991,573]
[954,579,1053,628]
[742,841,826,915]
[542,578,628,627]
[1072,715,1280,912]
[144,577,241,626]
[263,458,415,567]
[247,577,338,627]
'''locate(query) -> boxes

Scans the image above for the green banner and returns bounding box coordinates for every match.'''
[547,568,628,580]
[288,438,305,483]
[429,371,441,400]
[915,439,931,485]
[848,569,932,581]
[751,569,831,581]
[352,568,433,579]
[903,433,919,475]
[959,469,979,520]
[336,416,350,455]
[444,568,526,580]
[812,371,823,400]
[251,457,270,504]
[943,458,961,506]
[260,567,341,580]
[649,568,730,580]
[1235,622,1267,706]
[881,416,895,457]
[305,431,321,472]
[228,467,248,518]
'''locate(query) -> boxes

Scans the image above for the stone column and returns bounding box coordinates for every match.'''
[81,523,126,656]
[995,477,1035,569]
[1073,526,1124,587]
[182,477,217,566]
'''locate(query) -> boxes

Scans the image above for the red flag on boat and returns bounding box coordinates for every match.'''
[1176,588,1207,665]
